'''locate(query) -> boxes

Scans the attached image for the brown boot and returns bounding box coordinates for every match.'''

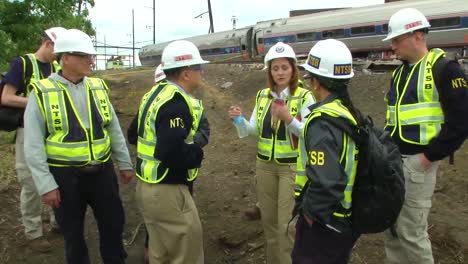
[28,237,52,253]
[244,205,261,220]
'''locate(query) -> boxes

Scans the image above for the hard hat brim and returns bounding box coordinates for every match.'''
[300,63,354,79]
[161,60,210,70]
[382,25,431,42]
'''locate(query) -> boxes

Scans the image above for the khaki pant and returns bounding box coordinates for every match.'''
[385,154,438,264]
[136,181,203,264]
[256,160,296,264]
[15,128,56,240]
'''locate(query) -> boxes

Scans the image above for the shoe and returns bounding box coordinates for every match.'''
[28,237,52,253]
[50,225,61,234]
[144,247,149,264]
[244,205,261,221]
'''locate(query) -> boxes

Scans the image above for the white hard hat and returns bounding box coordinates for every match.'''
[263,42,296,69]
[154,64,166,83]
[161,40,209,70]
[54,29,97,55]
[383,8,431,41]
[301,39,354,79]
[45,27,66,43]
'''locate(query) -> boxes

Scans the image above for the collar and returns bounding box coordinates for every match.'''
[269,87,290,99]
[308,94,338,112]
[167,80,189,95]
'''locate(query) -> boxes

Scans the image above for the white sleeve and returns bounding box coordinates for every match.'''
[247,107,257,136]
[287,93,316,137]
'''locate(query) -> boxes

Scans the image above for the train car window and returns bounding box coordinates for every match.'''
[350,25,375,35]
[322,29,345,39]
[258,38,264,44]
[241,45,246,50]
[382,24,388,33]
[429,17,460,28]
[297,32,317,42]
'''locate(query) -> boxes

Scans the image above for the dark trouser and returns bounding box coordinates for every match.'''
[291,215,359,264]
[51,161,127,264]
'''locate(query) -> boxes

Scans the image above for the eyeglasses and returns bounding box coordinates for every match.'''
[187,64,203,71]
[66,52,96,60]
[391,32,414,45]
[303,73,312,80]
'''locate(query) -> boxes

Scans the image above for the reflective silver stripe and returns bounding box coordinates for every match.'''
[26,54,41,81]
[345,137,354,183]
[140,159,160,182]
[341,200,352,208]
[387,106,396,125]
[399,102,442,111]
[417,56,426,103]
[138,137,156,147]
[46,141,88,148]
[257,148,271,156]
[258,138,272,144]
[276,140,291,146]
[137,152,156,161]
[36,81,57,133]
[296,170,306,176]
[421,124,428,144]
[345,185,353,191]
[49,81,69,141]
[93,139,108,146]
[47,154,89,161]
[400,116,444,124]
[275,152,297,158]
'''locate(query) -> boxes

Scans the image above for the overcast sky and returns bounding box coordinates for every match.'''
[88,0,385,68]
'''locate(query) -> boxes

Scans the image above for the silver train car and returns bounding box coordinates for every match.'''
[139,0,468,66]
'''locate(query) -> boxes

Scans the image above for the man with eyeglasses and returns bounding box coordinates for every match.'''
[23,29,134,264]
[382,8,468,264]
[0,26,66,252]
[134,40,209,264]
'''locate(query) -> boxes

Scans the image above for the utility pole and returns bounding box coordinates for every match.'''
[104,35,107,70]
[207,0,214,33]
[132,8,135,68]
[153,0,156,44]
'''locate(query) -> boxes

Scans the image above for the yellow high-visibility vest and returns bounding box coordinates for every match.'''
[385,48,445,145]
[255,87,310,164]
[136,82,199,183]
[31,77,112,167]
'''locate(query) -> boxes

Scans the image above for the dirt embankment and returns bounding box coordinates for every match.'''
[0,64,466,263]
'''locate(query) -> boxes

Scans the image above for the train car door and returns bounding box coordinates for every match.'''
[243,27,253,60]
[252,30,265,59]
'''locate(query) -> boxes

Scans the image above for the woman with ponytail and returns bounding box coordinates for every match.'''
[291,39,361,264]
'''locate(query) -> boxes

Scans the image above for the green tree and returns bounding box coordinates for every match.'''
[0,0,95,71]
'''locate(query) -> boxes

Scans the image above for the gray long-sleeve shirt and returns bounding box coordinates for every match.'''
[24,73,133,196]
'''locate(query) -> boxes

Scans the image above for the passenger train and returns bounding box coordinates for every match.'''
[139,0,468,66]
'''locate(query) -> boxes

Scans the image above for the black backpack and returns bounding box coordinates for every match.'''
[0,55,48,132]
[321,115,405,234]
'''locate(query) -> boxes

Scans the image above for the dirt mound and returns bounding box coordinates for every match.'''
[0,64,465,263]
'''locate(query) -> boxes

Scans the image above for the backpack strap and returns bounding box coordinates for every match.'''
[319,114,363,145]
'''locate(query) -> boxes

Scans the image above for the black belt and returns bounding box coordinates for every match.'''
[78,163,105,174]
